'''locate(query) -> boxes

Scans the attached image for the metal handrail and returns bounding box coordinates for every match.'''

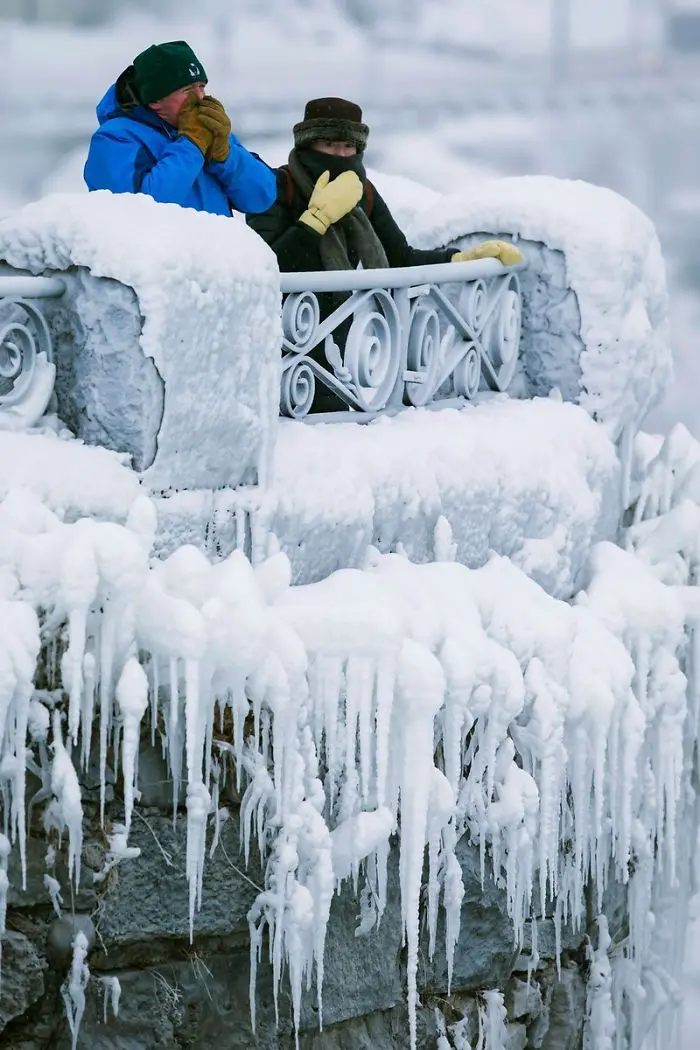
[279,258,527,419]
[279,257,526,294]
[0,275,66,299]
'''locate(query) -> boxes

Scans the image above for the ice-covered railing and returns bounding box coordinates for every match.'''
[278,257,525,420]
[0,270,62,429]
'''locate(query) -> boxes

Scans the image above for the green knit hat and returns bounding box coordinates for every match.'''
[133,41,207,105]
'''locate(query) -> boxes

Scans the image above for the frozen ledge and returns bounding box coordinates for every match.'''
[269,397,622,598]
[0,176,672,495]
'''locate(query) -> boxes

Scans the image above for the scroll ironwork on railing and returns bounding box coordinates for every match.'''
[278,257,526,420]
[0,271,64,428]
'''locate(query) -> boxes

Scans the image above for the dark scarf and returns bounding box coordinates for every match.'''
[287,148,389,272]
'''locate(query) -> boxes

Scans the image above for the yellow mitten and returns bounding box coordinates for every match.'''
[198,96,232,163]
[177,96,214,156]
[452,240,523,266]
[299,170,363,235]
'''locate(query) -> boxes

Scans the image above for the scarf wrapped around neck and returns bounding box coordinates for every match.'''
[287,148,389,273]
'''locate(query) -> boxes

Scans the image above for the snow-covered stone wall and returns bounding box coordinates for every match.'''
[0,177,686,1050]
[0,193,282,491]
[398,174,672,437]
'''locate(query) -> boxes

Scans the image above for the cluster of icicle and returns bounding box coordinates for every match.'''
[1,425,700,1050]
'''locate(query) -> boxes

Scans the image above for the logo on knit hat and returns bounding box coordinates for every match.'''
[188,62,201,79]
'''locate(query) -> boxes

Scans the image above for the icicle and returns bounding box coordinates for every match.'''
[44,873,63,917]
[0,833,10,977]
[186,780,211,941]
[443,825,464,994]
[478,990,508,1049]
[61,930,90,1050]
[150,654,159,747]
[396,640,446,1050]
[80,653,96,773]
[59,536,98,747]
[49,710,83,891]
[116,659,149,835]
[100,975,121,1023]
[583,916,615,1050]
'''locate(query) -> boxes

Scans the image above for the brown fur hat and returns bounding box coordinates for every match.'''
[293,97,369,153]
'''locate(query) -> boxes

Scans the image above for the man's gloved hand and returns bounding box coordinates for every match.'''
[177,96,214,156]
[198,96,232,163]
[452,240,523,266]
[299,170,363,235]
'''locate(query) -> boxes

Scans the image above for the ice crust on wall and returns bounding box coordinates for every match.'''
[0,419,699,1050]
[405,175,671,436]
[0,192,282,491]
[271,397,621,596]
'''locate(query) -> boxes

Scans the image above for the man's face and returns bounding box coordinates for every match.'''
[148,81,206,125]
[313,139,357,158]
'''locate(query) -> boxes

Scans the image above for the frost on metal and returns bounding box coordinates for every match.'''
[279,259,523,420]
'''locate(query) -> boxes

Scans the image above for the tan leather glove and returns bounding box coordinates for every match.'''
[177,96,214,156]
[198,96,232,164]
[452,240,523,266]
[299,170,363,235]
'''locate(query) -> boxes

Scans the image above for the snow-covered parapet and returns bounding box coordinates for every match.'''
[401,175,671,437]
[0,193,282,490]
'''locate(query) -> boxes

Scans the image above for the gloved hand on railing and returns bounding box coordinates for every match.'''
[198,96,232,163]
[299,170,363,235]
[177,96,214,156]
[452,240,523,265]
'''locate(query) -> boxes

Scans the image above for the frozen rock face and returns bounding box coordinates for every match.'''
[40,272,164,472]
[455,234,585,404]
[2,798,592,1050]
[0,192,282,491]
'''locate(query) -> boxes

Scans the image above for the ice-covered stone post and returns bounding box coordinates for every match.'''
[0,192,283,493]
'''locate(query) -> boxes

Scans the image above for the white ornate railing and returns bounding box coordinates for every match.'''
[0,271,64,428]
[278,258,526,420]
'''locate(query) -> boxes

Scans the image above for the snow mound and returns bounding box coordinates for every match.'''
[272,397,621,598]
[0,192,282,490]
[410,175,671,437]
[0,427,140,521]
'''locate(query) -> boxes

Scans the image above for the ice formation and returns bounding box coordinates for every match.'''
[0,413,698,1049]
[0,171,689,1050]
[61,930,90,1050]
[409,175,671,436]
[0,192,282,490]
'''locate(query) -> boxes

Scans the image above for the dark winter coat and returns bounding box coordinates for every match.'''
[245,148,454,272]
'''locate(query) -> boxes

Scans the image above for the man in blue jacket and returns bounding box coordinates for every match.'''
[84,40,275,216]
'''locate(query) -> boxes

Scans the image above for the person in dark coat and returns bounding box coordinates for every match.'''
[245,96,522,273]
[247,97,522,412]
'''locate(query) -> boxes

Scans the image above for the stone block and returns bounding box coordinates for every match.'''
[0,931,46,1032]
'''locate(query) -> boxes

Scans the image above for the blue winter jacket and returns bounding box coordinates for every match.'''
[84,82,276,215]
